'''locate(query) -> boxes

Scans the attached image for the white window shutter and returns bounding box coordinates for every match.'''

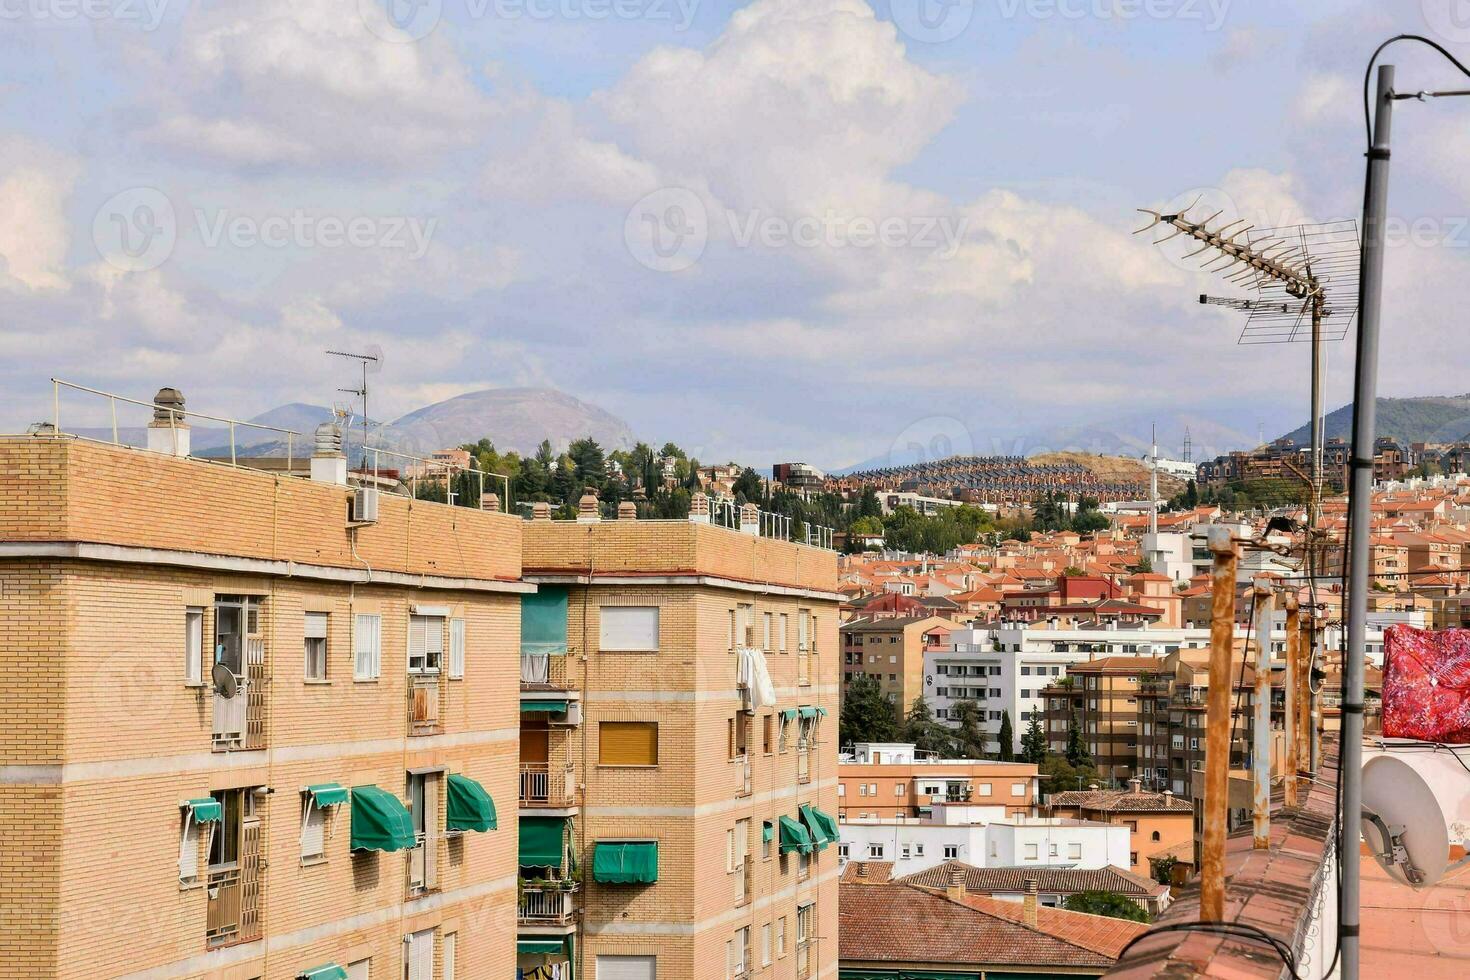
[179,813,199,881]
[300,797,325,860]
[443,932,456,980]
[304,611,328,639]
[185,608,203,685]
[600,607,659,651]
[449,618,465,678]
[355,614,381,679]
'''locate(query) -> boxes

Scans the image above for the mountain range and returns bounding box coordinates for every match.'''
[1277,395,1470,447]
[75,387,638,460]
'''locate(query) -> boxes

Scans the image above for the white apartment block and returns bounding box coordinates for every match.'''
[836,812,1130,879]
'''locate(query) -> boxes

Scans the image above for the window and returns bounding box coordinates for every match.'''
[407,771,440,892]
[837,783,846,797]
[914,843,924,856]
[837,843,849,860]
[977,782,991,795]
[868,843,884,859]
[900,843,911,860]
[1011,783,1026,797]
[1130,851,1139,866]
[1049,843,1058,856]
[353,613,381,680]
[597,956,656,980]
[1152,830,1162,841]
[762,714,773,754]
[405,928,434,980]
[346,960,369,980]
[943,844,958,859]
[776,917,787,956]
[798,609,810,651]
[779,614,789,652]
[763,612,773,650]
[1025,843,1039,860]
[778,715,789,753]
[600,721,659,766]
[179,805,205,884]
[448,618,465,678]
[408,615,443,674]
[868,783,877,795]
[443,933,456,980]
[304,612,328,681]
[727,926,750,978]
[1068,842,1083,859]
[761,923,772,967]
[601,606,660,651]
[300,791,329,862]
[763,821,773,860]
[185,607,204,685]
[894,784,905,797]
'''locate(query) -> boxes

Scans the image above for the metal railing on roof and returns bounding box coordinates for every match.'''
[47,378,300,469]
[362,443,510,512]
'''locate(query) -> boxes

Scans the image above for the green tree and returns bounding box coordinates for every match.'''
[1021,715,1047,765]
[949,698,988,758]
[1065,708,1091,768]
[568,438,607,491]
[732,467,765,504]
[839,675,899,747]
[1062,891,1150,923]
[903,696,954,756]
[996,711,1014,761]
[1038,752,1101,800]
[856,486,883,520]
[1070,495,1110,534]
[1149,854,1179,886]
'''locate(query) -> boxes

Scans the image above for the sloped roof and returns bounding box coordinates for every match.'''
[838,881,1130,969]
[1048,788,1194,813]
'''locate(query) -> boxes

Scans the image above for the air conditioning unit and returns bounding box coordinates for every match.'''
[352,487,380,523]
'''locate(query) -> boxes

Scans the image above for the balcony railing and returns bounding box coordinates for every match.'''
[521,653,579,690]
[520,763,576,808]
[796,940,814,980]
[408,674,440,735]
[213,638,267,751]
[519,887,577,926]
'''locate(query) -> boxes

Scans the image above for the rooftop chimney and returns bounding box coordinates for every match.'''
[483,492,500,514]
[1088,782,1100,791]
[689,493,710,524]
[618,501,637,520]
[577,487,601,523]
[146,387,190,457]
[856,862,869,878]
[739,502,760,535]
[310,422,347,485]
[1127,777,1142,795]
[1022,878,1039,928]
[946,864,966,902]
[532,501,551,522]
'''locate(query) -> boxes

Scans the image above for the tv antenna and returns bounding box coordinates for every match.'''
[326,349,380,454]
[1135,203,1360,530]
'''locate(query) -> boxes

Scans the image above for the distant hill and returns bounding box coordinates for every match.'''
[384,388,636,455]
[94,387,636,460]
[1277,395,1470,446]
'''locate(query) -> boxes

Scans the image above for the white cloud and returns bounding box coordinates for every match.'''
[0,137,80,291]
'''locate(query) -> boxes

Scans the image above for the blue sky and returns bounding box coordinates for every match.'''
[2,0,1469,468]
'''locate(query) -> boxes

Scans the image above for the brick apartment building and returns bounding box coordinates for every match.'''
[835,743,1036,821]
[1,418,841,980]
[1039,656,1161,781]
[839,615,952,720]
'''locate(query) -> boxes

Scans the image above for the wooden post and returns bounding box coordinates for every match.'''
[1251,578,1275,850]
[1283,593,1300,807]
[1202,526,1238,921]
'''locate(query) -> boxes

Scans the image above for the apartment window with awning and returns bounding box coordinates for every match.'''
[522,588,569,655]
[592,841,658,883]
[179,798,221,883]
[349,786,415,852]
[297,965,347,980]
[446,773,497,833]
[300,783,347,862]
[519,816,567,868]
[777,815,812,855]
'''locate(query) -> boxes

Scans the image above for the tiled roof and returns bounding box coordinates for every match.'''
[840,860,894,883]
[951,891,1151,959]
[898,860,1167,899]
[838,882,1129,969]
[1048,789,1194,813]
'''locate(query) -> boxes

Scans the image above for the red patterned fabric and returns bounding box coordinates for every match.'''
[1382,624,1470,743]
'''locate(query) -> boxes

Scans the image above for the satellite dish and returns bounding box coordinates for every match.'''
[1361,749,1470,889]
[211,662,238,698]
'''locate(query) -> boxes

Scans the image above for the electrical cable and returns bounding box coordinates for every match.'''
[1113,919,1303,979]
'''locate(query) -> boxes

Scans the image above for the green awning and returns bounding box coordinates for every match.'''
[298,966,348,980]
[817,706,829,718]
[306,783,349,807]
[798,705,820,719]
[184,798,221,823]
[349,786,415,852]
[811,805,840,844]
[521,699,569,713]
[522,587,569,656]
[592,841,658,883]
[762,820,774,843]
[778,814,813,855]
[447,773,497,832]
[799,804,832,850]
[780,708,798,721]
[518,939,568,955]
[519,815,567,867]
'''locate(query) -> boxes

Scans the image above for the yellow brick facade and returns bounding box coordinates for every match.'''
[2,440,843,980]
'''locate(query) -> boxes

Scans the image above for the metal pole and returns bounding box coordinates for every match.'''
[1301,611,1316,776]
[1341,61,1395,980]
[1309,294,1325,528]
[1201,525,1239,921]
[1284,593,1300,808]
[1251,577,1275,849]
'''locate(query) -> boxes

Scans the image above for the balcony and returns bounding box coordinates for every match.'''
[519,886,578,927]
[212,637,267,751]
[734,755,752,798]
[520,763,576,809]
[407,673,441,735]
[521,653,579,691]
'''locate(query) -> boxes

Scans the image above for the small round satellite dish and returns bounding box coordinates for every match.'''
[1360,751,1470,889]
[211,663,238,698]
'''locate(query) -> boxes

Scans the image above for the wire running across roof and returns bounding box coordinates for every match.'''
[1236,220,1361,346]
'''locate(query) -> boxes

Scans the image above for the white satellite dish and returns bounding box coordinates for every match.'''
[1360,748,1470,889]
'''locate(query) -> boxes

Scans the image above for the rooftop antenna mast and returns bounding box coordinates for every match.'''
[326,349,380,458]
[1149,422,1158,536]
[1135,204,1359,534]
